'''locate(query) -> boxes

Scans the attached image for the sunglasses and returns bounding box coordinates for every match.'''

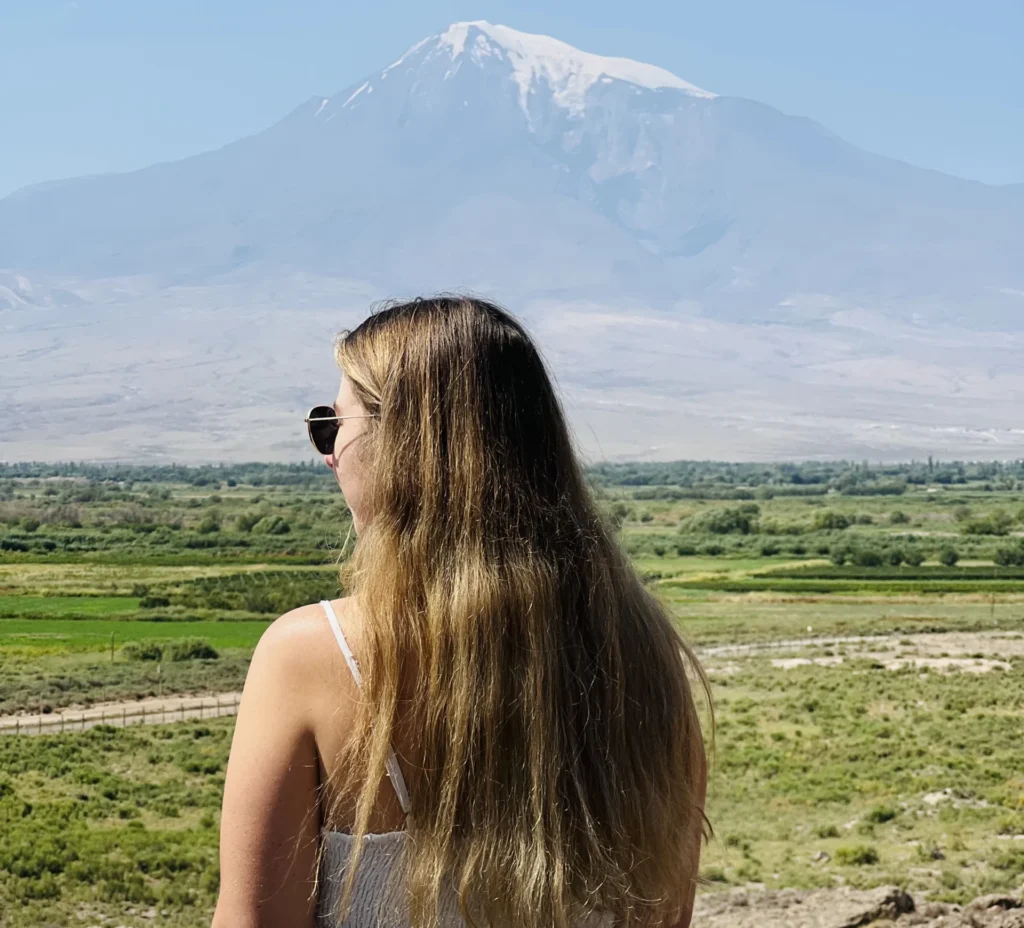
[305,405,378,455]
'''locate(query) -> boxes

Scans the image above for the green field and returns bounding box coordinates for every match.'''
[0,595,141,617]
[0,619,269,653]
[3,460,1024,926]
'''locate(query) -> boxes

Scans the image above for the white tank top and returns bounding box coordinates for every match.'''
[316,600,466,927]
[315,600,615,928]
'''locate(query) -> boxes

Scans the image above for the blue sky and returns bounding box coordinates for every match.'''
[1,0,1020,198]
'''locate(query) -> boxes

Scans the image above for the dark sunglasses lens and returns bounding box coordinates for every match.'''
[308,406,338,455]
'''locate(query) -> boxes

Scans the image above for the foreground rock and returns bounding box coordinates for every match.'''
[694,886,1024,928]
[904,894,1024,928]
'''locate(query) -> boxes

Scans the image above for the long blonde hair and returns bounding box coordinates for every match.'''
[322,296,710,928]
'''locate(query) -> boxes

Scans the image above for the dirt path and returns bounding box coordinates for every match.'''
[0,691,242,735]
[4,628,1023,736]
[702,633,892,657]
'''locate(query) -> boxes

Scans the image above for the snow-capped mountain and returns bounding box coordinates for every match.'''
[1,20,1021,325]
[346,21,715,124]
[4,22,1024,464]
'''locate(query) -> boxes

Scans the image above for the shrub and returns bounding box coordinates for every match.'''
[829,545,849,566]
[701,543,726,556]
[852,548,883,568]
[939,547,960,567]
[759,518,806,536]
[866,805,897,824]
[890,510,910,524]
[904,548,925,567]
[139,595,171,609]
[251,515,290,536]
[196,514,220,534]
[675,542,697,556]
[812,511,851,532]
[242,591,277,613]
[682,504,760,535]
[166,638,219,661]
[758,541,781,557]
[701,866,728,883]
[121,642,163,662]
[886,548,905,567]
[960,509,1013,535]
[835,845,879,866]
[235,513,260,533]
[814,824,840,839]
[994,542,1024,567]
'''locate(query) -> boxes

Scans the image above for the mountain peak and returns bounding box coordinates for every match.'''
[392,21,716,117]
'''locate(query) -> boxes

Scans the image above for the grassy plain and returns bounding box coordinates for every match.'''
[3,461,1024,925]
[700,653,1024,902]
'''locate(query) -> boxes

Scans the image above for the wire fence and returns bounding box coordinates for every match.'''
[0,692,242,736]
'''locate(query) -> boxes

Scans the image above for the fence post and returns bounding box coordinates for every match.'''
[61,714,65,734]
[38,714,42,735]
[180,702,185,722]
[16,718,19,736]
[122,707,126,727]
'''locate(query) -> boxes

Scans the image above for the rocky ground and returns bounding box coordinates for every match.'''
[694,886,1024,927]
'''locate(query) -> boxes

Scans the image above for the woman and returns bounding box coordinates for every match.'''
[211,296,710,928]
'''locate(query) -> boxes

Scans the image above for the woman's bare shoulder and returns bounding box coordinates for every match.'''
[250,597,359,697]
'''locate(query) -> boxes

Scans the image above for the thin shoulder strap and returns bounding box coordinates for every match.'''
[320,600,413,817]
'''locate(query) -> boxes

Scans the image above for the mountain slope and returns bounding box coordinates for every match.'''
[0,21,1021,323]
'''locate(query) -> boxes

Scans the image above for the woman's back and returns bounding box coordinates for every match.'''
[314,597,436,927]
[317,831,449,927]
[314,599,614,928]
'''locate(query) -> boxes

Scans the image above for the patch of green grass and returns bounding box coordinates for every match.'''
[0,596,140,617]
[0,619,269,653]
[665,595,1022,646]
[0,620,268,713]
[768,566,1024,581]
[668,578,1024,594]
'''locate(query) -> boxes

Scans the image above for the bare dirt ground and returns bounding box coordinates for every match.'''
[703,629,1024,675]
[694,886,1024,928]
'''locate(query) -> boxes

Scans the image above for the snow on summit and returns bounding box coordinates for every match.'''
[385,21,716,117]
[439,21,715,113]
